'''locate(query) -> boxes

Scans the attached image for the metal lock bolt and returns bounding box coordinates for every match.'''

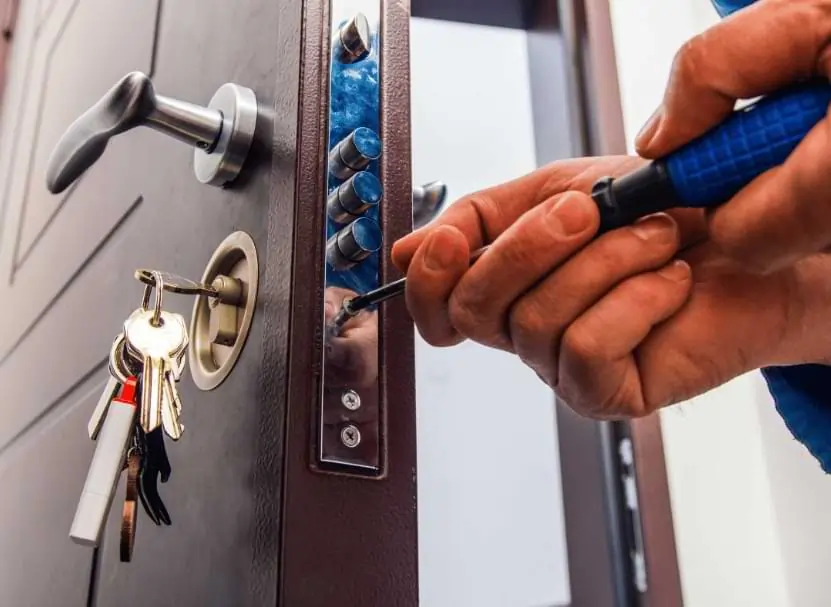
[340,425,361,449]
[341,390,361,411]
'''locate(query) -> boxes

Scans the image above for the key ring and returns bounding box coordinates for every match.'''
[134,269,219,298]
[140,271,165,327]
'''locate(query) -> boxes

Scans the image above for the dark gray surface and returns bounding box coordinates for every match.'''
[412,0,535,28]
[0,371,101,607]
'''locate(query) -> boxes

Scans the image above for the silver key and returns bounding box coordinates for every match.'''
[124,309,188,435]
[119,323,186,439]
[161,379,185,440]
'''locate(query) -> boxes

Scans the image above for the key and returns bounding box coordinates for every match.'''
[161,379,184,440]
[119,321,185,440]
[110,332,141,383]
[70,378,139,547]
[88,334,129,440]
[124,309,188,435]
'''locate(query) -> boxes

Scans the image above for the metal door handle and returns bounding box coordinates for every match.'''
[412,181,448,229]
[46,71,258,194]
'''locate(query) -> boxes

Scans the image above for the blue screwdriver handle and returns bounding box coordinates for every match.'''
[669,0,831,207]
[592,0,831,230]
[665,81,831,207]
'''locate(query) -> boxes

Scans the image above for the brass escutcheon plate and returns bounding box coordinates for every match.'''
[189,231,259,391]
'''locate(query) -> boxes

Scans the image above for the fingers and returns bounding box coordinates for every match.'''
[404,225,470,346]
[636,0,831,157]
[556,260,693,418]
[447,192,598,350]
[508,213,681,380]
[392,156,645,273]
[706,114,831,272]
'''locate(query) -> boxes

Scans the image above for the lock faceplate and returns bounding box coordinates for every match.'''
[189,231,259,391]
[317,1,384,478]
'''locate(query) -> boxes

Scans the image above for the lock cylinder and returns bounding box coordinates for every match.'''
[328,127,382,180]
[327,171,383,224]
[335,13,371,63]
[326,216,382,270]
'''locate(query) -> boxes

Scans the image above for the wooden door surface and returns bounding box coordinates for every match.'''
[0,0,417,605]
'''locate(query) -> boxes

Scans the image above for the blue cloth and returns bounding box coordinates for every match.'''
[710,0,756,17]
[762,366,831,472]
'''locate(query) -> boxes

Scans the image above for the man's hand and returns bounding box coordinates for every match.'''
[392,158,831,418]
[636,0,831,273]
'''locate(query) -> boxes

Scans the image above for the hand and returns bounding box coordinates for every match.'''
[636,0,831,273]
[323,287,378,388]
[392,157,831,418]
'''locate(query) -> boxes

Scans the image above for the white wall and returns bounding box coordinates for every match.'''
[411,18,571,607]
[609,1,831,606]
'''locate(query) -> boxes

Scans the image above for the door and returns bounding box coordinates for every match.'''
[0,0,416,605]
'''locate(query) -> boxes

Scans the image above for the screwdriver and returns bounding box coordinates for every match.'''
[332,77,831,330]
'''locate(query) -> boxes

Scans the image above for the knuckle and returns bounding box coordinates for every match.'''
[448,289,485,339]
[561,325,606,363]
[464,192,510,241]
[508,300,553,355]
[672,36,706,88]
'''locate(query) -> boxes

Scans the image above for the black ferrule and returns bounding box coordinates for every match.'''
[591,162,681,234]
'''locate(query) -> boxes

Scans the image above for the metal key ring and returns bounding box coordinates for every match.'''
[140,271,165,326]
[135,269,218,298]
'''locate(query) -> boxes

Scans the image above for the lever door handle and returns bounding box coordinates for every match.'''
[46,71,258,194]
[412,181,448,229]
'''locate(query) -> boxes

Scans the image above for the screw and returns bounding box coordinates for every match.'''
[340,424,361,448]
[341,389,361,411]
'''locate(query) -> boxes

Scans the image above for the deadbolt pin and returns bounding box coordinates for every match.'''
[326,216,382,271]
[328,127,382,180]
[335,13,372,63]
[327,171,383,224]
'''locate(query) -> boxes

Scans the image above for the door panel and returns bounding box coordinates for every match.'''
[0,372,98,607]
[0,0,159,360]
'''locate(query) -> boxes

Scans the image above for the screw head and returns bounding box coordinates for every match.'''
[340,424,361,448]
[341,389,361,411]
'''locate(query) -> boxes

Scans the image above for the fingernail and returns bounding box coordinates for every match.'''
[632,213,676,242]
[424,227,460,271]
[635,107,663,151]
[657,260,691,282]
[549,193,593,235]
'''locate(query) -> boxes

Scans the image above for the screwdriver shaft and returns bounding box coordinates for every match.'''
[331,245,489,330]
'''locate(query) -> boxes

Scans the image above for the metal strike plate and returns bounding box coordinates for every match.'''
[189,231,259,391]
[317,1,383,478]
